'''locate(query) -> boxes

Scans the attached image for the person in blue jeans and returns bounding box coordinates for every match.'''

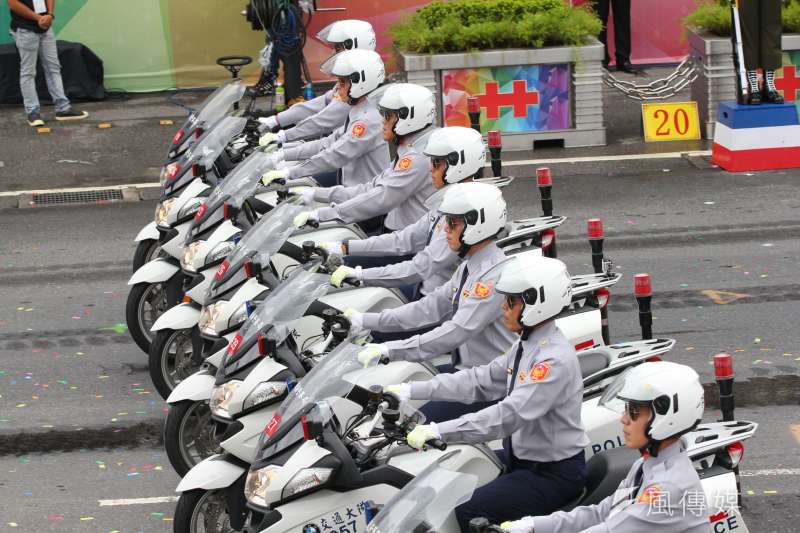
[8,0,88,126]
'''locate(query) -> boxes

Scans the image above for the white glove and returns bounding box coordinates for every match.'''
[300,188,316,205]
[406,422,441,450]
[318,241,345,255]
[293,210,319,228]
[343,308,364,330]
[257,115,279,132]
[259,130,279,146]
[385,383,411,403]
[500,517,536,533]
[331,265,362,288]
[270,149,285,164]
[262,168,289,185]
[357,343,388,367]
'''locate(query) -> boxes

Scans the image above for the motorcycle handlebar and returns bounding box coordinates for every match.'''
[427,438,447,451]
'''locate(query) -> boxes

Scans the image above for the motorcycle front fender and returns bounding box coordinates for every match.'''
[128,257,180,286]
[167,370,216,404]
[151,302,201,332]
[176,454,246,493]
[135,221,159,242]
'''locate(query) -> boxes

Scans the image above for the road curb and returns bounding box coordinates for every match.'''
[0,375,797,456]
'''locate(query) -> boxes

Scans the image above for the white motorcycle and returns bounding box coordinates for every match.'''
[227,345,756,533]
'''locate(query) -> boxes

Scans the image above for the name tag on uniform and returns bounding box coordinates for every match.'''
[33,0,47,14]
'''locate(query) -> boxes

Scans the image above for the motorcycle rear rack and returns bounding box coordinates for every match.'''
[685,420,759,460]
[571,272,622,300]
[497,215,567,250]
[581,338,677,391]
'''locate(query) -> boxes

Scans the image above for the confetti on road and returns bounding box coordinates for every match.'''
[100,323,129,334]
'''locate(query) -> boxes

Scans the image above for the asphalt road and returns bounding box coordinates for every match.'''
[0,152,798,531]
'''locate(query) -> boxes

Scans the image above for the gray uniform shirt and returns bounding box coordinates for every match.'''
[284,98,389,187]
[277,89,351,143]
[313,130,436,231]
[361,243,515,368]
[532,442,707,533]
[348,207,458,295]
[409,320,588,462]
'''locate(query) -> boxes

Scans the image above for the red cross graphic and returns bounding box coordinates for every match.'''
[477,79,540,119]
[774,65,800,102]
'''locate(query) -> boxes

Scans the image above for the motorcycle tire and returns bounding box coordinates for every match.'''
[132,238,162,272]
[149,327,200,399]
[164,400,220,477]
[173,488,236,533]
[125,282,160,354]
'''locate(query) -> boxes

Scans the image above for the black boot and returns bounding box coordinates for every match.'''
[747,90,762,105]
[762,90,784,104]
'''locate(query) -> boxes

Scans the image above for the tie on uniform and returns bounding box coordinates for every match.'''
[336,114,351,186]
[426,215,442,245]
[502,342,525,467]
[450,264,470,367]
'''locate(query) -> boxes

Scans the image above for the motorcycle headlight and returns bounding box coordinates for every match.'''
[199,301,225,336]
[209,380,243,419]
[182,241,206,272]
[205,241,236,267]
[283,467,334,499]
[245,465,281,508]
[177,197,204,221]
[155,198,176,226]
[243,382,287,412]
[228,302,250,330]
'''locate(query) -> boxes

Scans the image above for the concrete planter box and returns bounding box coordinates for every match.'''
[689,29,800,139]
[398,39,606,150]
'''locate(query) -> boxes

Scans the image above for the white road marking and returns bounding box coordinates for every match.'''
[495,150,712,167]
[98,496,178,507]
[739,468,800,477]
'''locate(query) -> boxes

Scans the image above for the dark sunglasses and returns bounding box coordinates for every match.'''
[504,294,521,309]
[444,214,465,230]
[625,402,645,421]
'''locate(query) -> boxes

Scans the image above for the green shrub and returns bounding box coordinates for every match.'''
[684,0,800,36]
[390,0,602,54]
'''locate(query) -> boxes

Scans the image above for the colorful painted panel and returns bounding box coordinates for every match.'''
[442,64,571,133]
[777,50,800,114]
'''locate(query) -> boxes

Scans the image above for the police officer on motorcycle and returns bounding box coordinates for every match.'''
[352,182,517,421]
[392,252,589,532]
[262,48,389,188]
[290,83,437,234]
[258,20,375,148]
[324,126,486,299]
[501,361,708,533]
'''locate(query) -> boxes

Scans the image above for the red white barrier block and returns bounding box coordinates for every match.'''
[711,101,800,172]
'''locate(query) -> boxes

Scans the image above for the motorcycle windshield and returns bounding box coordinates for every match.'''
[188,116,248,169]
[216,202,305,281]
[219,269,330,377]
[253,342,379,462]
[193,80,247,129]
[367,457,478,533]
[205,150,274,210]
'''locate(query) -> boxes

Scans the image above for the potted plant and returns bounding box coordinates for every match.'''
[390,0,606,149]
[685,0,800,138]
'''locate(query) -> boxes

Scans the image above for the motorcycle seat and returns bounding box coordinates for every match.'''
[577,349,611,379]
[579,447,640,506]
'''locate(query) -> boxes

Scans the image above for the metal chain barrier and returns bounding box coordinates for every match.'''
[603,56,699,101]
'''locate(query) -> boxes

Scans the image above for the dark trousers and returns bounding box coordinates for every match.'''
[419,363,499,423]
[740,0,783,71]
[455,450,587,532]
[592,0,631,65]
[312,170,339,188]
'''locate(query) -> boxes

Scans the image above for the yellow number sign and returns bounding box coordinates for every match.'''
[641,102,701,142]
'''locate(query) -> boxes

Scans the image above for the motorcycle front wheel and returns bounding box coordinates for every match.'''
[132,238,162,272]
[174,489,239,533]
[164,400,221,477]
[125,282,168,354]
[149,327,202,399]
